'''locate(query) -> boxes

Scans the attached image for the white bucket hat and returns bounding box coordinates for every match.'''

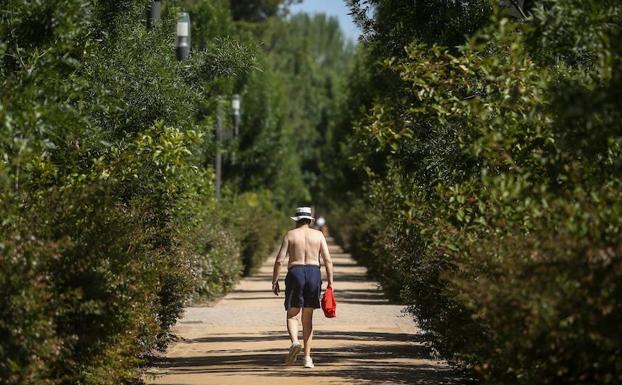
[291,206,314,222]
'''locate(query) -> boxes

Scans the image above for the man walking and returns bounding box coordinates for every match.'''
[271,207,334,368]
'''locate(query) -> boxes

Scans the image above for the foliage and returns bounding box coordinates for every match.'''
[0,0,284,384]
[189,191,283,298]
[233,12,354,209]
[346,0,492,53]
[232,54,309,206]
[328,199,403,300]
[327,0,622,384]
[231,191,285,275]
[229,0,301,22]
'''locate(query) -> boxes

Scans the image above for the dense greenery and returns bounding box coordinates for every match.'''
[0,0,354,383]
[231,12,354,207]
[4,0,619,384]
[230,0,301,22]
[327,1,622,384]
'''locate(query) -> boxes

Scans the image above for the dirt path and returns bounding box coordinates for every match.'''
[145,238,467,385]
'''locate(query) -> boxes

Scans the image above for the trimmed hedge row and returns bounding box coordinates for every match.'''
[330,1,622,384]
[0,1,283,384]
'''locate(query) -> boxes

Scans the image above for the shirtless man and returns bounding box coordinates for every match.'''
[271,207,334,368]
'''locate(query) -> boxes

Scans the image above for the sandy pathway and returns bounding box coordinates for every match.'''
[145,238,467,385]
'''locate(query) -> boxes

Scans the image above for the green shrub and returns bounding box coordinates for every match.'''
[329,199,403,300]
[231,191,283,275]
[0,236,65,385]
[0,1,262,383]
[330,1,622,384]
[190,216,243,300]
[187,189,286,302]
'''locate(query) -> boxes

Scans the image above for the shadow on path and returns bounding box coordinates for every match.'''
[152,330,473,385]
[184,330,426,344]
[147,241,473,385]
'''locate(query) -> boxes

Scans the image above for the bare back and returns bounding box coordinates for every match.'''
[276,227,330,269]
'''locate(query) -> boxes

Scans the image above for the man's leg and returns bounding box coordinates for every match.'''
[286,307,302,365]
[287,307,301,343]
[301,307,314,357]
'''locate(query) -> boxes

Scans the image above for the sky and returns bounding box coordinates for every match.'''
[289,0,361,42]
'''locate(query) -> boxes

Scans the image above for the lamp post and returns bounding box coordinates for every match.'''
[176,12,191,61]
[146,0,162,30]
[231,94,241,164]
[215,99,223,200]
[231,94,241,137]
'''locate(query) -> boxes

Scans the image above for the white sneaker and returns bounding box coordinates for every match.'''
[303,356,314,368]
[286,342,302,365]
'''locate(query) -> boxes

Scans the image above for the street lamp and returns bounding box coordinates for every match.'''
[231,94,241,138]
[215,99,223,200]
[230,94,241,165]
[146,0,162,30]
[176,12,191,61]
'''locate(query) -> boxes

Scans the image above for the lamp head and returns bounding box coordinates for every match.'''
[176,12,191,61]
[231,94,241,116]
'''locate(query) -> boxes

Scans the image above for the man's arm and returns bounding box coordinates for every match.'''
[320,234,334,288]
[272,234,288,295]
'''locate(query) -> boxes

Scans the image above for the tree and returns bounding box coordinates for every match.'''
[231,12,354,209]
[230,0,301,22]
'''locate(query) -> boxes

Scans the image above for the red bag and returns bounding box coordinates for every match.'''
[321,287,336,318]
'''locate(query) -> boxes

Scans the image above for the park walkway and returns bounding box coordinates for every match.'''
[146,238,467,385]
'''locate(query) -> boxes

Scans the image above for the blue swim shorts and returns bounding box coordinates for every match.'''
[284,265,322,310]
